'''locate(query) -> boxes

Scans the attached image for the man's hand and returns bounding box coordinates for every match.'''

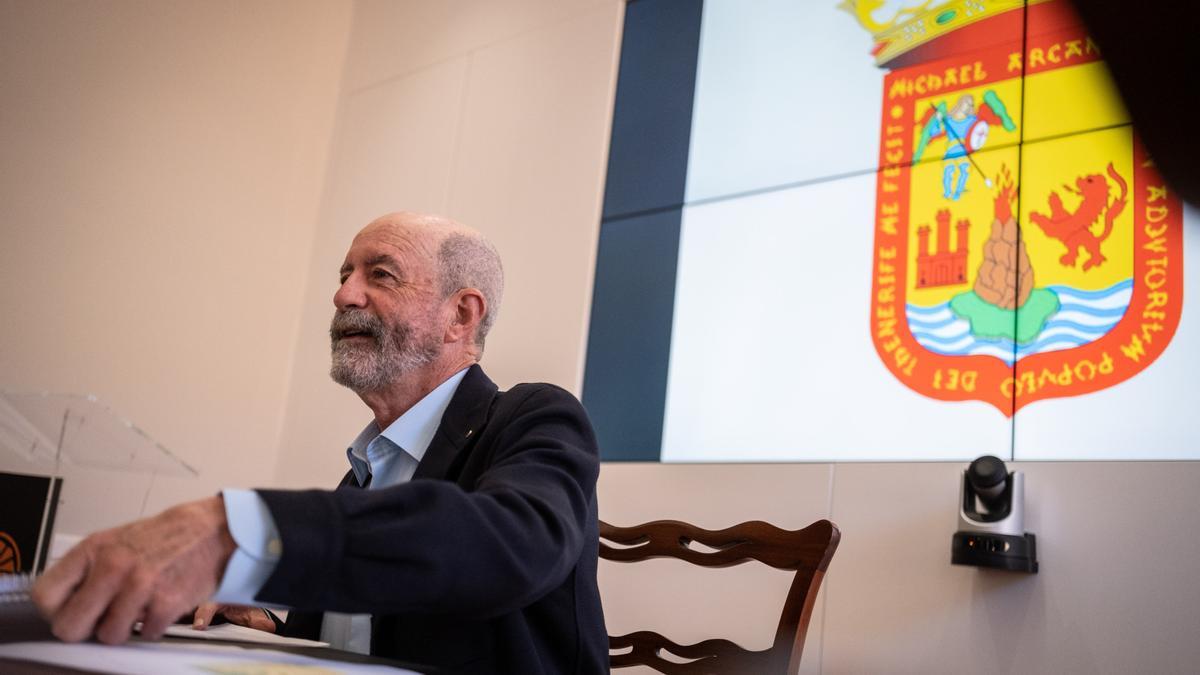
[191,602,277,633]
[31,496,236,645]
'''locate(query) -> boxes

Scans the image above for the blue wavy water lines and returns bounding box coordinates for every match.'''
[904,313,961,331]
[1048,279,1133,302]
[906,279,1132,365]
[1055,303,1129,319]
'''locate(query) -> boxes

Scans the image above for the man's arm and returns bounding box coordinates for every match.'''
[31,496,236,644]
[255,384,599,618]
[32,384,599,637]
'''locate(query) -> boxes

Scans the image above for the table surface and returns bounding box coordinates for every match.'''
[0,635,434,674]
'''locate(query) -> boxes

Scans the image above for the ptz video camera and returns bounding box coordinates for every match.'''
[951,455,1038,573]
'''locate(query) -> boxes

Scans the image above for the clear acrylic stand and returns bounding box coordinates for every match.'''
[0,393,196,478]
[0,392,198,570]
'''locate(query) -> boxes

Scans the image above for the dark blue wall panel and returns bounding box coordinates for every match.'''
[601,0,704,220]
[585,0,704,461]
[583,209,683,461]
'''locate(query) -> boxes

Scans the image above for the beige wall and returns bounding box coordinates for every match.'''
[271,0,623,488]
[0,0,352,532]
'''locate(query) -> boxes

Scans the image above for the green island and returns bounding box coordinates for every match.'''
[949,288,1060,344]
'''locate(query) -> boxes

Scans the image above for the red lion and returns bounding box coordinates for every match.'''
[1028,163,1128,271]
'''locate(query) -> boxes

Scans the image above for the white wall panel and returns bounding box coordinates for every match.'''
[685,0,883,203]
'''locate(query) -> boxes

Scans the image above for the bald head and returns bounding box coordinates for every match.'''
[358,212,504,349]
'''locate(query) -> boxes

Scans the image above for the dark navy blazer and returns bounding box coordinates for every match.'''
[255,365,608,674]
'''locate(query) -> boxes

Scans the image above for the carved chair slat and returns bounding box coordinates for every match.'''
[600,518,839,674]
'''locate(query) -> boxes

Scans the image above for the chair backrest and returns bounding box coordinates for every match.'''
[599,518,840,674]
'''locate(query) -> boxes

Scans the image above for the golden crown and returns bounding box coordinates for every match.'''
[840,0,1032,67]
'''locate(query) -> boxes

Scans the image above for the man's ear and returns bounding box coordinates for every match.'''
[445,288,486,345]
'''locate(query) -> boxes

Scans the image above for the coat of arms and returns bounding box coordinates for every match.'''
[849,0,1183,415]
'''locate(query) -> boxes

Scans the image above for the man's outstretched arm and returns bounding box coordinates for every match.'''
[31,496,236,644]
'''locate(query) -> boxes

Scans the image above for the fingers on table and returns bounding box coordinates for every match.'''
[141,592,186,640]
[95,566,157,644]
[30,543,92,618]
[53,543,137,643]
[192,602,224,629]
[228,606,275,632]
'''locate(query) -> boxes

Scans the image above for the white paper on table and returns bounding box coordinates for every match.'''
[0,639,416,674]
[164,622,329,648]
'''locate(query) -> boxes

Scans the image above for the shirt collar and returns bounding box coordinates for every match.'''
[345,367,470,485]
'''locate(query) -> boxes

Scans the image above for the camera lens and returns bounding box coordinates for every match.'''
[967,455,1006,490]
[967,455,1007,510]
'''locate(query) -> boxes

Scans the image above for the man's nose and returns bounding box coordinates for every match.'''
[334,274,367,310]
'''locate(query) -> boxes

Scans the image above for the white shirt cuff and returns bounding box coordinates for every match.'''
[212,488,285,606]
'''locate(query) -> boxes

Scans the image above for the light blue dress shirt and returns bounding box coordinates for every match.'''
[213,367,469,653]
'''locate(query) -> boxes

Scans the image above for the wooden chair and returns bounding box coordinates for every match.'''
[599,518,840,674]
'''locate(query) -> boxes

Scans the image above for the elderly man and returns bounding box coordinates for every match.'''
[33,212,608,674]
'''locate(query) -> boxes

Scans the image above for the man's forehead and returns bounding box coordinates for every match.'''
[358,219,428,247]
[341,211,483,272]
[344,221,433,264]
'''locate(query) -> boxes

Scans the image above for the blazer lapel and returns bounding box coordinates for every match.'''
[413,364,498,480]
[335,469,360,488]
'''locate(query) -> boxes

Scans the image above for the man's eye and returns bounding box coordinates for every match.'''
[372,269,395,280]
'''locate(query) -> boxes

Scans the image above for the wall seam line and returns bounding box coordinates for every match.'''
[444,52,474,214]
[818,462,837,674]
